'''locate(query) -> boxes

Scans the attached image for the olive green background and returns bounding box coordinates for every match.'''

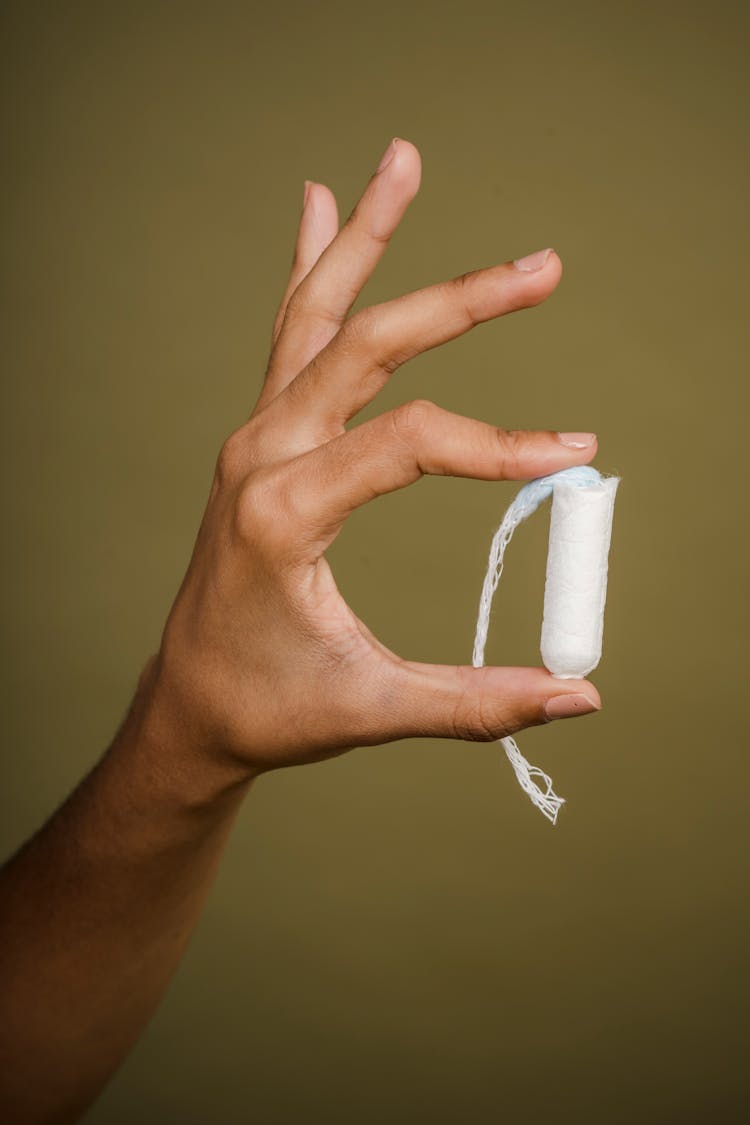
[2,1,748,1121]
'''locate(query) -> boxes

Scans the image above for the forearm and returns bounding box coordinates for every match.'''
[0,657,254,1125]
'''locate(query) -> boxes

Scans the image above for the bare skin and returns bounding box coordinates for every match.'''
[0,138,601,1124]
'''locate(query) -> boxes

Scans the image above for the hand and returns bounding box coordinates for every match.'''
[143,138,601,782]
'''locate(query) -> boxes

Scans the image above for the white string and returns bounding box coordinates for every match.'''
[472,467,603,825]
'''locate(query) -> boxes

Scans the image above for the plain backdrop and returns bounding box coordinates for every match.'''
[2,1,748,1122]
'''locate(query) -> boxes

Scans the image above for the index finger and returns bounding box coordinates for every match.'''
[286,401,597,549]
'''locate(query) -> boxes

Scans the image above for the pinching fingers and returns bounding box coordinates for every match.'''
[283,402,597,549]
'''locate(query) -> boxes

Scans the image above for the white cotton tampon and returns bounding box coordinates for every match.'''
[472,465,620,823]
[541,475,620,679]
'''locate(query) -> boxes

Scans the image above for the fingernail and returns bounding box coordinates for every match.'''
[544,692,601,721]
[303,180,313,208]
[376,138,398,173]
[514,247,553,272]
[557,432,596,449]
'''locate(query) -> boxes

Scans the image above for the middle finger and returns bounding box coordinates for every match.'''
[278,248,563,436]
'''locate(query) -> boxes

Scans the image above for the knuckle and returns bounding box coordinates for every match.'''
[451,695,501,743]
[215,430,249,487]
[449,269,484,327]
[453,268,483,290]
[233,468,312,563]
[449,672,520,742]
[234,471,289,549]
[366,225,392,247]
[391,398,439,440]
[493,427,526,476]
[347,200,392,246]
[284,285,342,330]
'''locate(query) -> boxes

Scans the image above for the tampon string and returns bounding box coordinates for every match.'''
[473,465,619,824]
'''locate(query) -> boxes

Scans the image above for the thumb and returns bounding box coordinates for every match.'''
[377,662,601,743]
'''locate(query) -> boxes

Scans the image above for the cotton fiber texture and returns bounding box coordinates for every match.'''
[473,466,620,823]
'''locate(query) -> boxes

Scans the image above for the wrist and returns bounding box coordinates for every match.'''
[115,652,259,818]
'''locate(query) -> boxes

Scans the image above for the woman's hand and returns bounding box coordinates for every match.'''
[144,137,601,782]
[0,139,604,1121]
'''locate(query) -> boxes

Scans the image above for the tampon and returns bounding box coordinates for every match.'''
[472,466,620,822]
[541,474,619,679]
